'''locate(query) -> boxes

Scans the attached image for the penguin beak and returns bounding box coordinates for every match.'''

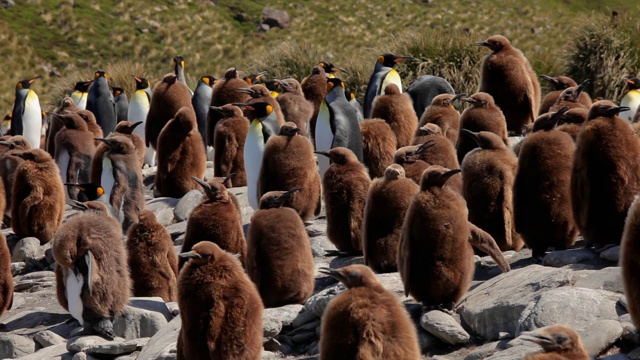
[209,106,224,114]
[623,78,634,85]
[314,151,331,158]
[394,56,414,63]
[540,75,557,85]
[452,93,466,102]
[332,67,349,74]
[460,97,476,105]
[518,330,555,346]
[441,169,462,182]
[419,126,435,135]
[191,176,212,192]
[223,173,236,186]
[549,106,570,127]
[236,88,256,95]
[319,267,346,283]
[414,140,436,155]
[29,75,42,84]
[130,121,143,130]
[131,74,143,83]
[606,106,630,117]
[179,251,202,259]
[575,79,589,95]
[461,129,480,144]
[474,41,490,47]
[280,188,300,200]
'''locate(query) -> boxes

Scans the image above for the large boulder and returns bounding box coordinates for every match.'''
[136,316,180,360]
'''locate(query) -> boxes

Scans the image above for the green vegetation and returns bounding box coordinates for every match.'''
[0,0,639,113]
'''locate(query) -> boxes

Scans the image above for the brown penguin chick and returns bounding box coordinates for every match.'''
[317,147,371,254]
[456,92,509,163]
[370,84,419,148]
[46,96,79,156]
[418,93,463,145]
[208,68,251,145]
[75,109,104,146]
[362,164,419,273]
[319,265,420,360]
[180,177,246,269]
[521,324,590,360]
[274,78,314,137]
[11,149,65,244]
[112,121,145,167]
[53,211,129,340]
[622,196,640,331]
[0,136,31,221]
[68,199,111,216]
[514,109,578,260]
[572,100,640,248]
[549,83,590,112]
[539,75,592,115]
[476,35,540,134]
[258,122,321,221]
[126,209,178,302]
[398,166,510,310]
[0,233,12,318]
[460,130,522,252]
[240,84,286,126]
[360,119,397,178]
[301,65,327,142]
[246,189,314,308]
[211,105,249,186]
[393,145,431,184]
[145,73,192,150]
[177,241,263,360]
[54,112,97,200]
[413,124,460,169]
[154,106,206,198]
[559,107,588,125]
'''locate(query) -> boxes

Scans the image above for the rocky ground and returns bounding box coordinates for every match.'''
[0,161,637,360]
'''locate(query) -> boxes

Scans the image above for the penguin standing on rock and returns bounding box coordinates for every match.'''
[620,77,640,122]
[113,87,128,123]
[11,75,42,150]
[363,53,414,118]
[191,75,216,156]
[128,75,154,166]
[86,70,117,136]
[211,105,248,186]
[71,80,92,110]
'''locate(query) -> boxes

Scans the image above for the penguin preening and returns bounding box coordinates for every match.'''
[363,53,414,118]
[86,70,117,136]
[620,77,640,122]
[11,75,42,150]
[113,87,129,123]
[128,74,154,166]
[191,75,217,157]
[71,80,92,110]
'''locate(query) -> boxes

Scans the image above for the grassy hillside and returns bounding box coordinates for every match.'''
[1,0,639,114]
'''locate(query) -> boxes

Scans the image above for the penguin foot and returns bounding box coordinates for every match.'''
[92,318,116,340]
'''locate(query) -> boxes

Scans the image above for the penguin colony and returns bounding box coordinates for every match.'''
[1,36,639,357]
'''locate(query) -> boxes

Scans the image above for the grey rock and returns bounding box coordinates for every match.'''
[34,330,66,348]
[464,341,500,360]
[173,190,202,222]
[304,283,346,317]
[483,343,540,360]
[128,297,173,321]
[1,0,15,9]
[542,248,598,267]
[14,271,56,292]
[165,222,187,240]
[458,265,572,341]
[67,336,145,355]
[308,340,320,355]
[14,343,68,359]
[263,304,304,338]
[600,246,621,263]
[113,303,168,340]
[309,236,337,257]
[573,267,623,293]
[420,310,471,345]
[11,237,44,263]
[0,334,35,358]
[136,315,180,360]
[174,234,185,246]
[145,197,180,214]
[291,330,316,343]
[141,166,157,178]
[580,320,623,357]
[257,23,270,33]
[329,256,364,269]
[153,208,174,227]
[11,262,33,276]
[601,355,630,360]
[518,287,623,333]
[480,251,516,267]
[417,329,440,352]
[262,7,290,28]
[306,223,326,238]
[165,302,180,316]
[71,352,88,360]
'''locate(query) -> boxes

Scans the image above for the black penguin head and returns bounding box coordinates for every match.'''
[475,35,510,52]
[540,75,577,91]
[236,102,274,120]
[115,121,143,134]
[461,93,493,108]
[131,74,151,90]
[319,265,379,289]
[432,93,465,108]
[318,61,348,75]
[377,53,414,67]
[587,100,629,120]
[200,75,217,87]
[624,78,640,90]
[112,87,125,97]
[326,78,345,93]
[64,183,105,200]
[73,80,93,92]
[559,80,588,103]
[243,71,268,85]
[94,70,108,79]
[224,68,239,79]
[179,241,226,265]
[532,107,569,132]
[16,75,41,90]
[173,56,185,70]
[420,165,462,190]
[345,89,356,101]
[191,176,229,203]
[259,188,300,209]
[315,147,357,165]
[210,105,243,119]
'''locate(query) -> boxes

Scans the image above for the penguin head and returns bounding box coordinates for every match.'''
[209,105,244,119]
[623,78,640,90]
[237,85,269,99]
[112,87,126,98]
[419,165,462,190]
[318,61,348,75]
[76,110,98,126]
[131,74,151,90]
[64,183,105,200]
[60,97,77,111]
[180,241,228,265]
[416,123,443,137]
[274,78,301,94]
[384,164,405,180]
[68,200,110,216]
[173,56,185,70]
[73,80,93,92]
[311,65,326,77]
[115,120,143,134]
[1,135,30,150]
[259,188,300,209]
[279,122,301,137]
[314,147,357,166]
[383,84,401,95]
[474,35,511,52]
[243,71,268,85]
[394,145,420,164]
[199,75,217,87]
[95,136,135,154]
[235,102,274,121]
[94,70,108,79]
[224,68,239,79]
[461,93,494,108]
[345,89,357,101]
[460,129,505,150]
[12,148,52,163]
[15,75,41,90]
[532,107,569,132]
[134,209,159,228]
[377,53,414,67]
[540,75,577,91]
[319,264,380,289]
[326,78,346,94]
[431,93,465,109]
[587,100,630,120]
[520,324,584,355]
[54,113,88,131]
[192,176,229,203]
[559,81,588,103]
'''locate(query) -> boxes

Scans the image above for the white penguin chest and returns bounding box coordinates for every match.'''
[101,157,115,203]
[620,90,640,122]
[315,101,333,179]
[22,91,42,149]
[128,91,150,130]
[57,148,70,184]
[245,121,265,210]
[65,269,85,325]
[380,69,403,95]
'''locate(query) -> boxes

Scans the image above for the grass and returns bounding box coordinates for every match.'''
[1,0,639,113]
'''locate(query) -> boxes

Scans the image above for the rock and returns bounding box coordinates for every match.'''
[483,343,540,360]
[417,329,440,352]
[601,355,631,360]
[34,330,66,348]
[480,251,516,267]
[128,297,173,321]
[15,343,68,359]
[518,287,623,333]
[136,315,180,360]
[145,197,180,215]
[329,256,364,269]
[600,246,620,263]
[165,222,187,240]
[113,303,169,340]
[11,237,44,263]
[1,0,15,8]
[464,341,500,360]
[153,208,174,227]
[542,249,598,267]
[173,190,202,221]
[306,223,326,238]
[263,304,304,338]
[572,267,623,294]
[262,7,290,29]
[257,23,270,33]
[304,283,346,317]
[0,334,35,358]
[579,320,623,357]
[165,302,180,316]
[458,265,572,341]
[11,262,33,276]
[420,310,471,345]
[13,271,56,292]
[1,309,75,337]
[309,236,337,257]
[67,336,146,355]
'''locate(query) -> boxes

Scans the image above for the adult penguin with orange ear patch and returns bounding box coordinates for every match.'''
[360,119,396,178]
[154,106,206,198]
[539,75,592,115]
[460,130,522,252]
[371,83,419,148]
[191,75,217,155]
[211,104,249,186]
[476,35,540,134]
[521,324,589,360]
[180,177,245,269]
[398,165,510,311]
[238,84,285,126]
[86,70,117,136]
[145,73,192,152]
[572,100,640,248]
[363,53,414,118]
[363,164,419,273]
[247,189,314,308]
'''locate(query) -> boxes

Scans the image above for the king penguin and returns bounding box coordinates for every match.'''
[113,87,128,123]
[86,69,117,136]
[173,55,188,86]
[71,81,92,110]
[620,77,640,122]
[315,78,364,179]
[127,74,154,167]
[240,101,281,210]
[11,75,42,150]
[363,53,414,118]
[191,75,217,157]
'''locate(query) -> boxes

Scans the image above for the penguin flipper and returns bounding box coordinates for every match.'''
[76,250,94,295]
[357,323,384,360]
[468,222,510,272]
